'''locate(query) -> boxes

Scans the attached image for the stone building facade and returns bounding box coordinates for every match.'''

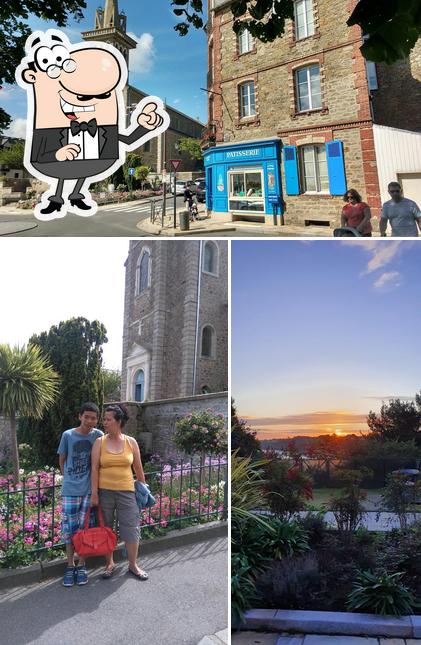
[82,0,204,176]
[121,240,228,404]
[204,0,421,229]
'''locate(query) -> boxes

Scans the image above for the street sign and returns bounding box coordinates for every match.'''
[128,167,135,175]
[169,159,182,172]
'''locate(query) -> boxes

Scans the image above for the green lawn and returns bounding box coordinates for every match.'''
[309,487,384,510]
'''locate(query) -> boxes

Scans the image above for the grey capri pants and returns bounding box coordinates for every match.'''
[99,489,140,543]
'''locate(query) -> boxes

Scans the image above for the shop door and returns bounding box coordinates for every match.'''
[206,167,213,209]
[398,173,421,205]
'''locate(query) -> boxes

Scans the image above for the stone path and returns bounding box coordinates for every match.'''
[232,633,421,644]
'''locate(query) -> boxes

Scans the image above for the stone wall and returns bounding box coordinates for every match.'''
[372,40,421,133]
[118,392,228,458]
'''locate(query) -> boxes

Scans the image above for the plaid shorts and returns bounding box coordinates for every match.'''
[61,495,92,545]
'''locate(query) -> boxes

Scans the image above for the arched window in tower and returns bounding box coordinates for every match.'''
[201,325,215,358]
[203,241,218,276]
[134,369,145,402]
[136,249,150,295]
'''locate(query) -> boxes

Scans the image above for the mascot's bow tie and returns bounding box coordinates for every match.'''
[70,119,98,137]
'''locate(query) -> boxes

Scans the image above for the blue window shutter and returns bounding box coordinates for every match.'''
[326,141,347,195]
[283,146,300,195]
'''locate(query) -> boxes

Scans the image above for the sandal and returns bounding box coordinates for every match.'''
[102,567,115,579]
[128,567,149,581]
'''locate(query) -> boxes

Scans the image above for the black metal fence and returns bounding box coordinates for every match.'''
[0,456,227,559]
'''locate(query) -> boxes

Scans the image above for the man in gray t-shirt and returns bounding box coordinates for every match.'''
[57,402,103,586]
[380,182,421,237]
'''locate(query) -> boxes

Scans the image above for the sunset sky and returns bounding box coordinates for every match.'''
[232,241,421,439]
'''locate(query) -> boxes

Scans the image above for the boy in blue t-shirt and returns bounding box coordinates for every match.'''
[57,402,103,586]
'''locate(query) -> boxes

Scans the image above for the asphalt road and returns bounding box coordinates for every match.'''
[0,196,185,237]
[0,536,227,645]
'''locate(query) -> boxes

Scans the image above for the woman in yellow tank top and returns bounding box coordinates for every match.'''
[91,404,148,580]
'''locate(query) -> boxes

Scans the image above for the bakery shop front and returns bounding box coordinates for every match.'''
[203,138,283,224]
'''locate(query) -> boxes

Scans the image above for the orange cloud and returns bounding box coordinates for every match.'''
[246,410,368,439]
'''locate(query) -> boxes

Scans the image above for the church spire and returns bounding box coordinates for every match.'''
[83,1,135,70]
[103,0,119,28]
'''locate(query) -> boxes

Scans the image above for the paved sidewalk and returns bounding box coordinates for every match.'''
[0,536,227,645]
[232,632,421,644]
[198,628,229,644]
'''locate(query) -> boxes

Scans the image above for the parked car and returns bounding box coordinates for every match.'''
[195,180,206,203]
[170,181,188,195]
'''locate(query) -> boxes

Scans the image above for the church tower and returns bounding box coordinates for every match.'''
[81,0,137,74]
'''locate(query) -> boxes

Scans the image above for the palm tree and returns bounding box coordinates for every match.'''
[0,344,59,484]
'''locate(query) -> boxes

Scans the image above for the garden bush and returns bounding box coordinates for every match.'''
[347,570,420,616]
[263,458,313,519]
[231,553,259,624]
[256,552,320,610]
[234,516,309,570]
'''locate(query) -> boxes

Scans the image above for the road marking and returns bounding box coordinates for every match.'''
[102,205,150,212]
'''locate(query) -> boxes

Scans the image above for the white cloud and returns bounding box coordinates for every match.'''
[373,271,401,290]
[173,98,181,104]
[365,242,404,274]
[5,118,27,139]
[127,32,155,74]
[0,85,25,102]
[341,240,406,274]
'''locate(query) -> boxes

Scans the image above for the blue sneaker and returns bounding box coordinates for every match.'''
[75,565,88,586]
[63,566,75,587]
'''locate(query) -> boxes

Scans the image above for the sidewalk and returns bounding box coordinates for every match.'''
[138,204,381,237]
[232,633,421,644]
[0,535,227,645]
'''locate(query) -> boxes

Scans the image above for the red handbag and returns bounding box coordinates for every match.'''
[72,505,117,557]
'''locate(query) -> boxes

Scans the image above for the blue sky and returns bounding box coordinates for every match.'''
[232,240,421,439]
[1,0,207,138]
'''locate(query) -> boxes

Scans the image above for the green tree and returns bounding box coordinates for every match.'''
[19,317,107,466]
[0,0,86,132]
[0,142,25,170]
[231,399,261,458]
[367,395,421,444]
[177,137,203,161]
[102,368,121,402]
[123,153,143,187]
[0,344,59,483]
[171,0,421,63]
[134,165,151,189]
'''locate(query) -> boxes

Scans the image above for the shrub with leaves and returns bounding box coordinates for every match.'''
[173,409,227,456]
[347,570,420,616]
[330,469,367,541]
[231,553,259,625]
[379,473,420,530]
[263,458,313,519]
[235,516,309,570]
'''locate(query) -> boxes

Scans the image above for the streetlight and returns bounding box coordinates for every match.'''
[173,141,180,228]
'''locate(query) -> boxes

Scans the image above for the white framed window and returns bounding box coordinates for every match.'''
[365,61,378,90]
[134,369,145,402]
[238,28,253,55]
[299,144,329,193]
[201,325,216,358]
[362,35,378,91]
[203,241,219,276]
[295,65,321,112]
[228,168,265,213]
[135,248,151,296]
[294,0,315,40]
[238,81,256,118]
